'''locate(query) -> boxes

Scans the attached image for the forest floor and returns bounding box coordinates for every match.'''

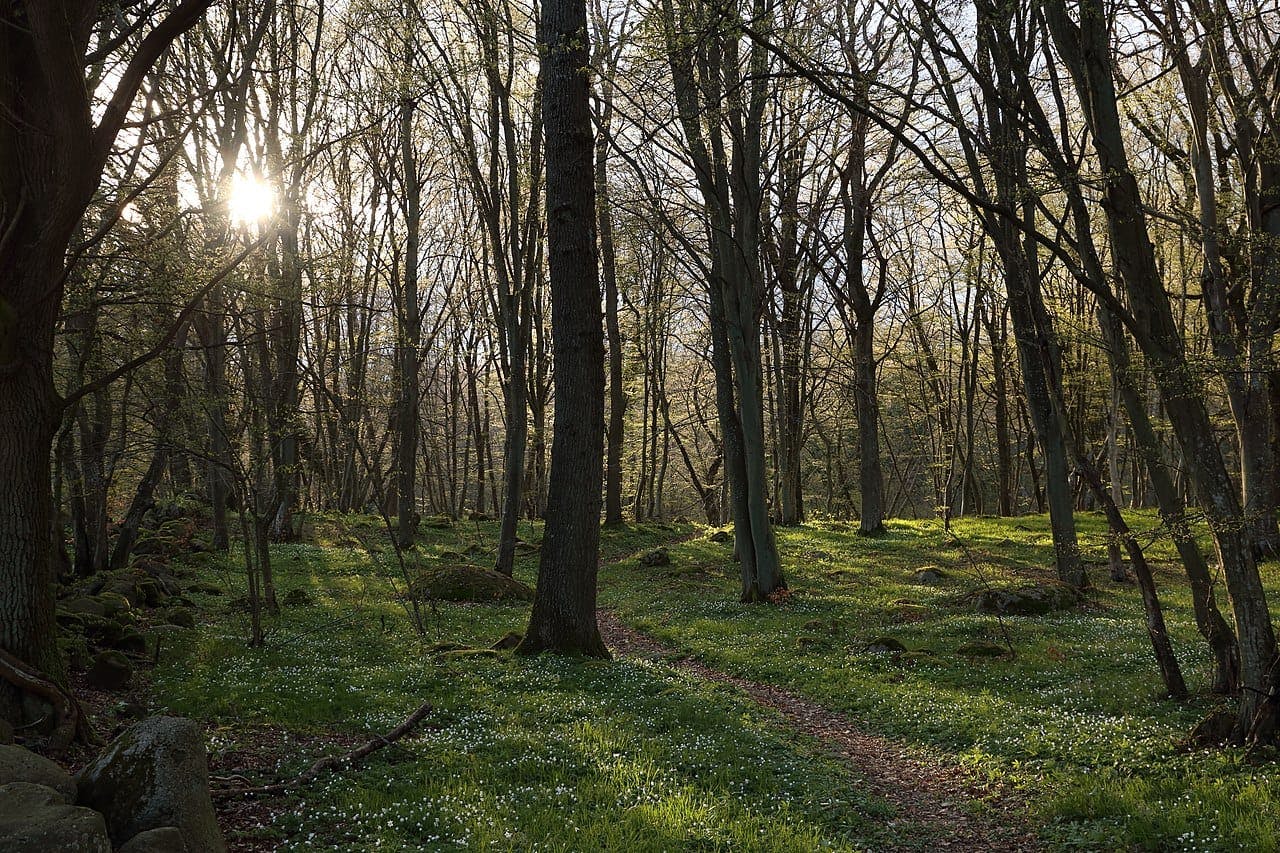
[135,511,1280,851]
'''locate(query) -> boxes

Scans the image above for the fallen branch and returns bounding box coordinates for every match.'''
[0,648,98,754]
[212,700,434,799]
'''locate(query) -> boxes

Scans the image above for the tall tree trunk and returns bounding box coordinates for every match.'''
[519,0,607,657]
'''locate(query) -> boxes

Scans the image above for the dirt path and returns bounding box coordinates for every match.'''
[595,610,1040,852]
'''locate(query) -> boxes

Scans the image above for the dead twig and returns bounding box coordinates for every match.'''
[212,700,434,800]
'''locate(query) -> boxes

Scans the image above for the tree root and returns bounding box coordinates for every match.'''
[0,648,98,754]
[212,700,434,800]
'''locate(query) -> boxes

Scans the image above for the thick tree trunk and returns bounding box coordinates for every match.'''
[519,0,607,657]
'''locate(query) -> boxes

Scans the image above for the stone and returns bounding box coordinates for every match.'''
[59,636,93,672]
[76,716,225,852]
[863,637,907,654]
[708,530,732,543]
[639,548,671,568]
[61,597,107,617]
[409,564,534,603]
[491,631,522,650]
[283,587,312,607]
[186,582,223,596]
[911,568,947,584]
[956,641,1008,657]
[0,782,111,852]
[973,584,1081,616]
[164,608,195,629]
[86,651,133,691]
[96,592,132,616]
[0,744,77,800]
[118,826,189,853]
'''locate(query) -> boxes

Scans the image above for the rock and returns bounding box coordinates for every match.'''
[409,564,534,603]
[0,744,77,800]
[863,637,907,654]
[164,609,195,629]
[86,651,133,691]
[911,568,947,584]
[185,583,223,596]
[708,530,732,543]
[61,597,107,617]
[639,548,671,568]
[956,641,1008,657]
[96,592,132,617]
[118,826,189,853]
[467,511,491,521]
[973,584,1081,616]
[283,587,312,607]
[491,631,522,650]
[423,515,454,529]
[76,716,225,851]
[0,782,111,852]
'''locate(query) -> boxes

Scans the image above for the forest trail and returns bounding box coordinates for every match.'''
[595,610,1040,852]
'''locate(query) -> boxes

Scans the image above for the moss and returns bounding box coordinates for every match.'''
[409,563,534,603]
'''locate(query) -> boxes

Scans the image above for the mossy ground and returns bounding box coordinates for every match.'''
[152,511,1280,850]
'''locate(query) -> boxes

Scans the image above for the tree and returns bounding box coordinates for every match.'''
[0,0,211,722]
[518,0,609,657]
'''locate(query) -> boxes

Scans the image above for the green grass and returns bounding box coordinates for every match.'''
[602,512,1280,851]
[151,511,1280,850]
[155,518,890,851]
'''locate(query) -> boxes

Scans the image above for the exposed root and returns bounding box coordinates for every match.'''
[0,648,98,754]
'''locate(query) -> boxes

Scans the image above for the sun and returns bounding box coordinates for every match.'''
[227,173,276,227]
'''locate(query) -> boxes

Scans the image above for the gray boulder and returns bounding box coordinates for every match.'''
[0,743,77,800]
[973,584,1080,616]
[118,826,189,853]
[76,716,225,851]
[0,781,111,852]
[639,548,671,567]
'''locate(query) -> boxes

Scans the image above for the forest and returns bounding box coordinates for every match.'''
[1,0,1279,849]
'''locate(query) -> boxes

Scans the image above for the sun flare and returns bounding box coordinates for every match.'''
[227,173,276,226]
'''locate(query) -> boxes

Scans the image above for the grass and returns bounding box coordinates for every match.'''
[150,510,1280,850]
[602,512,1280,851]
[156,518,889,851]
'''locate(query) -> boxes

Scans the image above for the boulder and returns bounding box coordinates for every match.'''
[164,608,195,629]
[283,587,312,607]
[639,548,671,568]
[863,637,907,654]
[96,592,132,617]
[0,744,77,800]
[707,530,732,543]
[973,584,1081,616]
[118,826,189,853]
[409,564,534,603]
[76,716,225,852]
[61,597,107,617]
[491,631,522,650]
[911,568,947,584]
[86,651,133,692]
[185,582,223,596]
[0,782,111,852]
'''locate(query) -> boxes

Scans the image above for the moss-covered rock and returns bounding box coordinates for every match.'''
[863,637,907,654]
[0,745,77,800]
[283,587,312,607]
[87,650,133,691]
[75,716,225,851]
[163,609,195,629]
[409,563,534,603]
[973,583,1081,616]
